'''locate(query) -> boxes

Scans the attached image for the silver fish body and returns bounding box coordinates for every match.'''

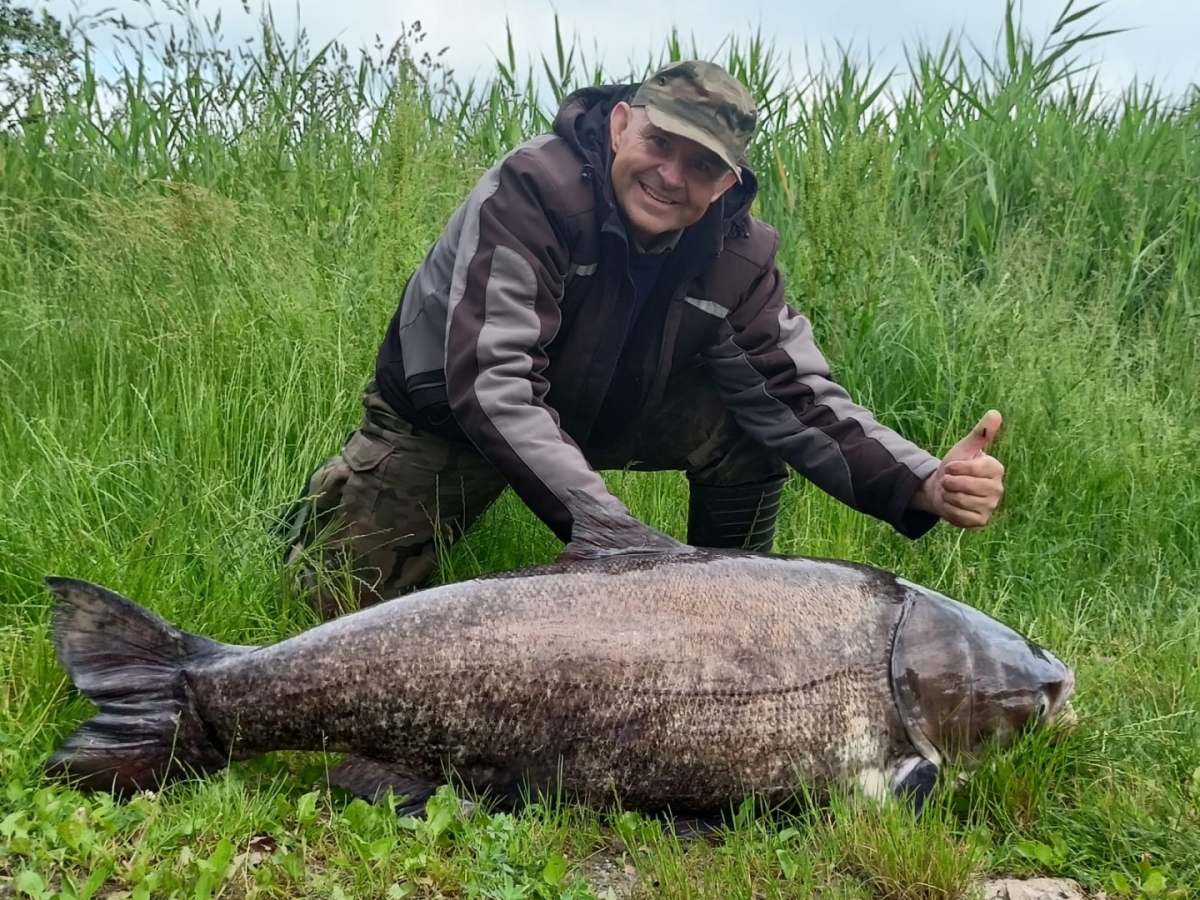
[194,552,911,810]
[44,495,1075,816]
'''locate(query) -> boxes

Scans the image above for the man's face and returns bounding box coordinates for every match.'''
[608,103,740,245]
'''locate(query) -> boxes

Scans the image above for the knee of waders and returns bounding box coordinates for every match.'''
[281,434,400,620]
[276,454,353,551]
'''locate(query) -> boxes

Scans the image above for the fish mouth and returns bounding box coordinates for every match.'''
[1042,663,1078,737]
[1048,701,1077,729]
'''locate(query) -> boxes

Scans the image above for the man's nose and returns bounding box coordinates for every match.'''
[659,154,686,190]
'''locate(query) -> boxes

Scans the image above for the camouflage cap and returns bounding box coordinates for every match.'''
[630,60,756,183]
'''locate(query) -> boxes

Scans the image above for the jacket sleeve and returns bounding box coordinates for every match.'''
[702,233,942,539]
[443,147,627,543]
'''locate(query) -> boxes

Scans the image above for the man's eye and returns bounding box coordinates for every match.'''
[651,135,670,150]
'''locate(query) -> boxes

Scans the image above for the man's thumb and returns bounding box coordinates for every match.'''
[946,409,1003,461]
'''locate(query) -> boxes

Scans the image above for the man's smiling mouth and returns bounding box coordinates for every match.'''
[641,182,678,205]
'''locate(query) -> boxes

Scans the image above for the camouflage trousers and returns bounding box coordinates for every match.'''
[281,363,787,620]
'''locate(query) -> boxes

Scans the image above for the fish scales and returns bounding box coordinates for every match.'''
[190,553,908,809]
[43,493,1075,817]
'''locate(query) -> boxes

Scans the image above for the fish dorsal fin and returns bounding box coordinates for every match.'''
[558,488,692,561]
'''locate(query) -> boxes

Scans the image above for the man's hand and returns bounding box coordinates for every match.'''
[911,410,1006,528]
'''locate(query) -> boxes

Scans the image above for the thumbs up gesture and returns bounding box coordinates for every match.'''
[911,410,1006,529]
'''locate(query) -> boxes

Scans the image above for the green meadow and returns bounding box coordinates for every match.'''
[1,0,1198,896]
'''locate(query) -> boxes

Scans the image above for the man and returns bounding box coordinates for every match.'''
[281,59,1005,620]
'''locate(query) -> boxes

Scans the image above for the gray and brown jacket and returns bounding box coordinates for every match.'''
[375,83,941,543]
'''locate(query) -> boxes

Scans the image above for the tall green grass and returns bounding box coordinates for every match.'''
[1,1,1198,897]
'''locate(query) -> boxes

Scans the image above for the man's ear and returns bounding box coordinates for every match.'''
[609,101,632,153]
[708,168,740,204]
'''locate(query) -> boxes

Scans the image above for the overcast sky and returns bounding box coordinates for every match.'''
[41,0,1200,100]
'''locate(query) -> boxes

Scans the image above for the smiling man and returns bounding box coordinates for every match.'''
[280,60,1006,619]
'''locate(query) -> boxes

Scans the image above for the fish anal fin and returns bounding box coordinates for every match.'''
[891,756,939,818]
[558,488,691,561]
[328,756,438,814]
[667,812,726,839]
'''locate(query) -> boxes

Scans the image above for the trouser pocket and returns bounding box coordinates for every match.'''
[339,429,396,518]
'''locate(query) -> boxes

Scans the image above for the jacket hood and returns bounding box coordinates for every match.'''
[552,83,760,237]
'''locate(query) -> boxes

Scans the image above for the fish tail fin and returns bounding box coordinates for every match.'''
[44,577,237,796]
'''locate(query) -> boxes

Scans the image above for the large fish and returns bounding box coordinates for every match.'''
[43,492,1075,822]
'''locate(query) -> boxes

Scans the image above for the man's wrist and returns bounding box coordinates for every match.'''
[908,474,939,515]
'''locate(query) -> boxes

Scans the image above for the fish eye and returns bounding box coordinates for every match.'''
[1036,695,1049,719]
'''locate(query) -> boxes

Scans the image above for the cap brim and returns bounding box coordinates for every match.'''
[642,106,743,183]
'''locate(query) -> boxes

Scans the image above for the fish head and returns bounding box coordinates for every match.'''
[890,580,1076,767]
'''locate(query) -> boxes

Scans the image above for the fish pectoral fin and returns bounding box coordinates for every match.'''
[665,812,727,839]
[890,755,940,818]
[558,488,693,561]
[327,756,439,814]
